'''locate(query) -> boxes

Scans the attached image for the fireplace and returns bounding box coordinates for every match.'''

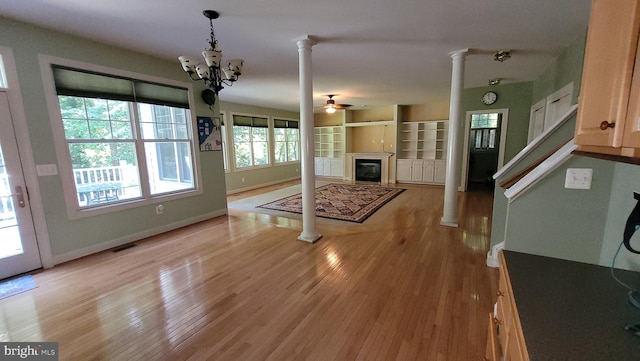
[355,159,382,182]
[346,152,393,184]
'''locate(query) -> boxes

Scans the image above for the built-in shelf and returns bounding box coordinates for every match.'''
[398,121,448,160]
[314,126,345,158]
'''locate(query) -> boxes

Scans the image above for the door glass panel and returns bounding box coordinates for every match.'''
[0,145,23,259]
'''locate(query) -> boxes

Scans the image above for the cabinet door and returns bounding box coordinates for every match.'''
[434,160,446,184]
[575,0,640,148]
[624,38,640,149]
[322,158,332,176]
[422,160,435,182]
[485,312,500,361]
[314,157,324,176]
[396,160,412,181]
[410,160,423,182]
[330,158,344,177]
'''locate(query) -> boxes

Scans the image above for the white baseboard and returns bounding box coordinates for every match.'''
[226,177,301,195]
[486,241,505,268]
[52,209,228,265]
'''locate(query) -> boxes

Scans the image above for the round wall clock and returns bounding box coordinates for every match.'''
[481,91,498,105]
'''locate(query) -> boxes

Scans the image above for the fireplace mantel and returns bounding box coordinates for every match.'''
[345,152,394,184]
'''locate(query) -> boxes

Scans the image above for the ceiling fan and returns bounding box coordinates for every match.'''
[316,95,352,113]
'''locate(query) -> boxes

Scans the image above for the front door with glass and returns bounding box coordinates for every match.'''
[0,92,41,279]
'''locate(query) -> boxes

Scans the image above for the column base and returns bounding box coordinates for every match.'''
[440,217,458,228]
[297,233,322,243]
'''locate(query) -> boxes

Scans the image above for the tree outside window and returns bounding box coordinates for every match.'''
[232,115,269,168]
[274,119,299,163]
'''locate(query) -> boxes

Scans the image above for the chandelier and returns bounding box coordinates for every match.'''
[178,10,244,106]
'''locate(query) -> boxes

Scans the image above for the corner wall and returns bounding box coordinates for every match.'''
[0,16,227,261]
[220,101,301,193]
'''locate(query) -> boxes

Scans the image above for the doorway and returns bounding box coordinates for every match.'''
[0,53,43,279]
[461,109,508,192]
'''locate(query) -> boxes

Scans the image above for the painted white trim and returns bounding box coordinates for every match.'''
[0,47,54,269]
[461,108,509,191]
[52,209,227,265]
[486,241,505,268]
[225,176,301,195]
[344,120,395,127]
[527,98,547,143]
[494,104,578,181]
[220,111,231,174]
[228,111,273,172]
[38,55,203,220]
[504,139,577,202]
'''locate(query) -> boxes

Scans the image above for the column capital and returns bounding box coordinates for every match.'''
[296,35,318,49]
[449,48,469,59]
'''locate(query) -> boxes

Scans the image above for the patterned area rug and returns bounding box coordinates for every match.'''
[257,183,405,223]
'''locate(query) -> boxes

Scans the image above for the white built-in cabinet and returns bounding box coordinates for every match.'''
[314,126,345,178]
[314,157,344,178]
[396,120,448,184]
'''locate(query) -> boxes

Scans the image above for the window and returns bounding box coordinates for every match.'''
[232,115,269,168]
[220,113,228,171]
[52,65,196,209]
[0,55,7,88]
[273,119,299,163]
[470,113,501,151]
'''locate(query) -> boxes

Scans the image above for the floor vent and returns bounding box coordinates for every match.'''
[112,243,136,253]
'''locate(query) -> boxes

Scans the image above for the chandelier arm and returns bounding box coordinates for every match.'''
[188,73,202,82]
[221,79,235,87]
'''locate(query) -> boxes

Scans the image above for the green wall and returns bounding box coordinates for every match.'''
[220,101,301,193]
[488,26,587,252]
[531,29,587,105]
[462,82,533,163]
[505,156,615,264]
[1,17,227,260]
[488,26,640,271]
[602,163,640,270]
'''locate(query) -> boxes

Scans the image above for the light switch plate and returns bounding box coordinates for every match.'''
[565,168,592,189]
[36,164,58,176]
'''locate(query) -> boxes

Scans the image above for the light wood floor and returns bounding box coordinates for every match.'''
[2,181,498,360]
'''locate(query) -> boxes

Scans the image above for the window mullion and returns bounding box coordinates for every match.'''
[130,103,151,198]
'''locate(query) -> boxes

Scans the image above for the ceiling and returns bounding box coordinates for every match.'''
[0,0,591,113]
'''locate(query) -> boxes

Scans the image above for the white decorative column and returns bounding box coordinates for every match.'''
[441,48,468,227]
[297,36,322,243]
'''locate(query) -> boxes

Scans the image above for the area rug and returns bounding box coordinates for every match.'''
[0,275,37,300]
[257,183,405,223]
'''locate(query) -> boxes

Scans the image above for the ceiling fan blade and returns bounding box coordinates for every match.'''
[335,104,352,109]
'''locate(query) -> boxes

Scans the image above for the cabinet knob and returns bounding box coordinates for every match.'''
[493,317,502,325]
[599,120,615,130]
[496,290,504,297]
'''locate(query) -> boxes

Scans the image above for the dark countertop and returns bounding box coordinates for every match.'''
[503,251,640,361]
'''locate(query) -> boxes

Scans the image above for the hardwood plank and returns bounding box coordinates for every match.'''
[0,181,498,361]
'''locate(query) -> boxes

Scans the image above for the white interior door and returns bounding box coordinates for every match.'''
[528,99,546,143]
[544,82,573,131]
[0,92,41,279]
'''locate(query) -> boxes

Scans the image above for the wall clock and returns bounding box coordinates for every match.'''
[481,91,498,105]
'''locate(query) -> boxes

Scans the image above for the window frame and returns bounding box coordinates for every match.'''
[39,55,202,220]
[272,117,300,165]
[220,112,230,173]
[230,112,271,171]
